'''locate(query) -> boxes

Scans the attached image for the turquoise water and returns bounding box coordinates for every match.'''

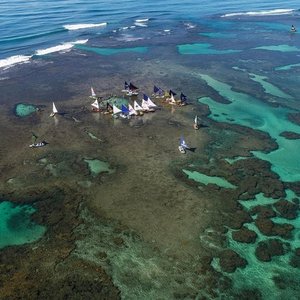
[183,169,236,189]
[178,43,240,55]
[199,32,236,38]
[75,45,148,56]
[198,74,300,182]
[84,159,115,176]
[254,45,300,52]
[15,103,37,117]
[275,63,300,71]
[0,201,46,249]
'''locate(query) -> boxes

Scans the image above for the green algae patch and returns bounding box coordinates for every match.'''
[178,43,240,55]
[254,44,300,52]
[183,169,236,189]
[75,44,148,55]
[275,63,300,71]
[15,103,38,117]
[84,159,114,176]
[0,201,46,249]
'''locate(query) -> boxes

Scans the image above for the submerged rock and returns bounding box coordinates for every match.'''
[255,218,294,238]
[255,239,287,262]
[250,205,276,218]
[274,200,298,220]
[228,210,252,229]
[219,249,247,273]
[279,131,300,140]
[232,227,257,243]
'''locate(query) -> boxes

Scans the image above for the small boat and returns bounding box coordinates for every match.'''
[122,81,139,96]
[142,99,155,112]
[178,136,190,154]
[128,104,138,116]
[91,99,100,112]
[194,115,200,130]
[112,104,122,117]
[180,93,188,106]
[169,93,177,105]
[291,25,297,32]
[133,100,144,115]
[153,85,164,98]
[143,94,157,109]
[120,104,130,119]
[29,141,47,148]
[90,87,97,99]
[50,102,58,117]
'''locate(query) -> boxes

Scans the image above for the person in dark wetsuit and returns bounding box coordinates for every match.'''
[291,25,297,32]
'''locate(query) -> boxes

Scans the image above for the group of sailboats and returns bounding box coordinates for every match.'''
[122,81,139,96]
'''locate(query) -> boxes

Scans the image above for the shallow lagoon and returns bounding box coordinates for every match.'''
[0,201,45,249]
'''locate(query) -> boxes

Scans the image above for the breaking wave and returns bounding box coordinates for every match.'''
[0,55,32,69]
[222,8,295,17]
[35,39,88,56]
[0,40,88,69]
[63,22,107,30]
[134,18,149,27]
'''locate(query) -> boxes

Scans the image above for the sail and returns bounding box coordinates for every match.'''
[121,104,129,114]
[91,87,96,97]
[52,102,58,113]
[143,94,149,101]
[142,99,150,110]
[194,115,199,124]
[113,105,122,115]
[128,104,137,116]
[153,85,159,94]
[91,99,99,109]
[170,93,176,104]
[180,92,187,103]
[169,89,177,96]
[134,101,143,111]
[180,136,189,149]
[147,98,157,108]
[129,82,138,90]
[158,87,164,96]
[124,81,129,90]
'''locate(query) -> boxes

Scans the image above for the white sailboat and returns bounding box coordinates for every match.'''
[90,87,97,99]
[179,136,190,154]
[50,102,58,117]
[143,94,157,108]
[169,93,177,105]
[194,115,199,130]
[128,104,138,116]
[91,99,100,112]
[113,104,122,115]
[133,100,143,111]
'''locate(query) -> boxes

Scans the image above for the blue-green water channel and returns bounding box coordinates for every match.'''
[198,73,300,182]
[0,201,46,249]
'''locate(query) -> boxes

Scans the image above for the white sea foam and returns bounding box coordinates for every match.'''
[35,39,88,56]
[134,22,148,27]
[0,55,32,69]
[116,34,144,42]
[135,18,149,22]
[63,22,107,30]
[222,9,295,17]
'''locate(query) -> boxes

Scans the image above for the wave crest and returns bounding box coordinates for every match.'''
[35,40,88,56]
[222,8,295,17]
[0,55,31,69]
[63,22,107,30]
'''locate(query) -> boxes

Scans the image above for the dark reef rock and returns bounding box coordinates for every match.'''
[295,248,300,256]
[279,131,300,140]
[234,288,262,300]
[232,227,257,243]
[219,249,247,273]
[274,200,298,220]
[290,254,300,268]
[255,218,294,238]
[228,210,252,229]
[288,112,300,126]
[255,239,287,262]
[250,205,276,218]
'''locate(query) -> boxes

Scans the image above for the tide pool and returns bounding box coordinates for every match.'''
[198,73,300,182]
[177,43,241,55]
[0,201,46,249]
[15,103,37,117]
[84,159,115,176]
[183,169,236,189]
[75,45,148,56]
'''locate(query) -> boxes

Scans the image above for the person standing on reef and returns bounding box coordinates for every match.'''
[291,25,297,32]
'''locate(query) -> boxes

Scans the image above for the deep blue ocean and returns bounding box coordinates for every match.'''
[1,0,299,67]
